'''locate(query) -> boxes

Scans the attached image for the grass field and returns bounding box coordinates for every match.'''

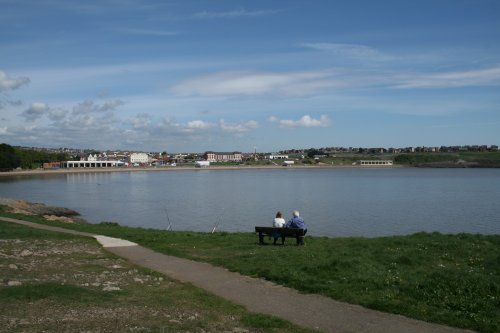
[1,206,499,333]
[0,220,317,333]
[394,151,500,167]
[308,151,500,167]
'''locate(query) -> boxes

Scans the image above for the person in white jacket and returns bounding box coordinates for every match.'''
[272,211,286,244]
[273,211,286,227]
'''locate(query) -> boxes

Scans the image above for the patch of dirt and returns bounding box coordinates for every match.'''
[0,237,259,333]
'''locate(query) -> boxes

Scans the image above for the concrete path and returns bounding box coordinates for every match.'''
[94,235,138,248]
[1,216,475,333]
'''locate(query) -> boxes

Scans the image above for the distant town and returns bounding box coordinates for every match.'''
[2,143,499,170]
[14,144,500,157]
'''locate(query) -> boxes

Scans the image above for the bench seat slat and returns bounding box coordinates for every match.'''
[255,226,305,245]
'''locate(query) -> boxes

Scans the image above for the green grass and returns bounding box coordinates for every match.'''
[394,151,500,167]
[0,219,317,333]
[0,217,88,240]
[458,152,500,167]
[459,152,500,161]
[1,207,499,332]
[394,153,459,165]
[315,151,500,167]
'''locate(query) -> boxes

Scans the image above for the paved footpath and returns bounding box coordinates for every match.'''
[1,217,475,333]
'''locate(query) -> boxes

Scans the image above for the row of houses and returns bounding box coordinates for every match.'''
[203,151,242,162]
[282,145,499,155]
[58,151,244,169]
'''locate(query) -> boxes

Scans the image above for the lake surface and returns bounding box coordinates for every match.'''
[1,168,499,237]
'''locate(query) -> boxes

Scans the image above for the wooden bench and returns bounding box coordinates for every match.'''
[255,226,305,245]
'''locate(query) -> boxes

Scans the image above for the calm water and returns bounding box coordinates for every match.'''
[1,168,499,237]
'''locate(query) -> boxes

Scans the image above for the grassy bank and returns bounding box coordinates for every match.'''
[394,152,500,167]
[0,220,316,333]
[1,207,499,333]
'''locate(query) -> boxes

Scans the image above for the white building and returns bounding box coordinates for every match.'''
[129,153,150,164]
[61,160,124,168]
[195,161,210,167]
[357,160,393,166]
[203,151,242,162]
[268,154,289,160]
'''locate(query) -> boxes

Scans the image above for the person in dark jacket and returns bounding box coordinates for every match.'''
[286,210,307,235]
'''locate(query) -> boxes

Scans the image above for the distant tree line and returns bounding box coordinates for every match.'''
[0,143,71,171]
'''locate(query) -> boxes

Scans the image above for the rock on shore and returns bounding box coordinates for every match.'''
[0,198,86,223]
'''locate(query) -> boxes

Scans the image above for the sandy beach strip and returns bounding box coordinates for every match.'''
[0,164,368,177]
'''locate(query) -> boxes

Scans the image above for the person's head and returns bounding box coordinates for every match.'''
[293,210,300,217]
[276,211,283,218]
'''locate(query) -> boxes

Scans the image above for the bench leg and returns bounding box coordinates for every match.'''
[281,235,285,245]
[296,235,305,245]
[259,232,264,244]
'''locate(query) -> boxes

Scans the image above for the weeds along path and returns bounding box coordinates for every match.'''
[0,216,475,333]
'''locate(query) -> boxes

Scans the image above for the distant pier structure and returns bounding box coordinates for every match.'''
[357,160,393,166]
[60,160,124,168]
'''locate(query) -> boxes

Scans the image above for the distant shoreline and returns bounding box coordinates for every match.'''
[0,164,405,177]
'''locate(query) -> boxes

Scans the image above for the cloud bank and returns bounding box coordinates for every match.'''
[269,115,331,128]
[170,70,336,98]
[7,93,261,150]
[0,70,30,91]
[20,102,50,121]
[396,66,500,89]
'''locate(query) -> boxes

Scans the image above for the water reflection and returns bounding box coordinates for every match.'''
[1,168,499,237]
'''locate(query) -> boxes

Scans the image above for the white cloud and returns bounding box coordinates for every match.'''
[219,119,259,133]
[72,100,97,114]
[273,115,331,128]
[185,120,215,131]
[170,70,336,98]
[130,113,152,130]
[0,70,30,91]
[170,65,500,100]
[100,99,125,111]
[154,118,216,134]
[0,99,22,110]
[192,9,276,19]
[47,107,68,121]
[24,61,197,85]
[72,99,125,114]
[395,66,500,89]
[20,102,50,121]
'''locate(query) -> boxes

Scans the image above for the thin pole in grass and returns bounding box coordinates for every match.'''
[164,207,173,231]
[211,209,224,234]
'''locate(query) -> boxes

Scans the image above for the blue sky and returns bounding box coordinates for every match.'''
[1,0,499,152]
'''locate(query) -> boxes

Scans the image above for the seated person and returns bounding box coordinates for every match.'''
[286,210,307,235]
[272,211,285,244]
[273,211,285,227]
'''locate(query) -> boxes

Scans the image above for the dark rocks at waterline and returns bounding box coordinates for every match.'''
[0,197,85,223]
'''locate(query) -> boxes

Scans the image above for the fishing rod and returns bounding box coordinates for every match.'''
[164,207,173,231]
[211,209,224,234]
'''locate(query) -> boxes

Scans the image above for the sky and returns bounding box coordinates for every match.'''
[1,0,500,153]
